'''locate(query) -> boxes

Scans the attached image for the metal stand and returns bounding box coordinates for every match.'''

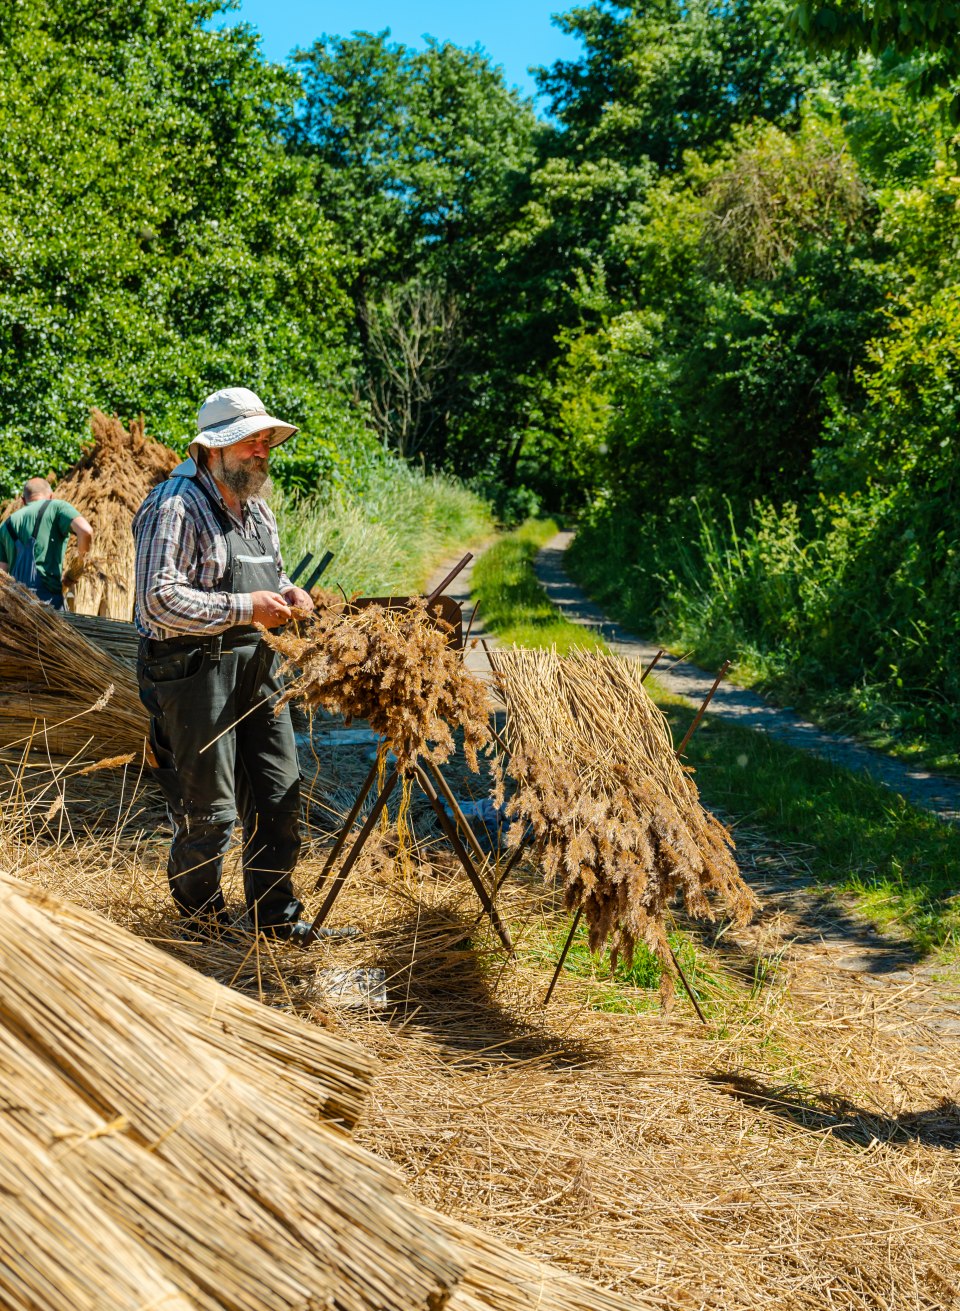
[302,552,517,954]
[303,759,514,954]
[541,652,731,1020]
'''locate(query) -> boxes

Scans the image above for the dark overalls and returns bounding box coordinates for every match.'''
[137,481,303,931]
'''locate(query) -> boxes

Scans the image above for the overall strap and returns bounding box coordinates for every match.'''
[31,498,53,540]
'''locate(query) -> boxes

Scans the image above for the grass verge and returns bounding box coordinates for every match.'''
[567,514,960,776]
[479,522,960,963]
[274,461,494,597]
[470,519,607,654]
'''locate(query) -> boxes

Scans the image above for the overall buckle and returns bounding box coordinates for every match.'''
[209,635,223,664]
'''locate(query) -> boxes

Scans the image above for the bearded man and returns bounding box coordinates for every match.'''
[133,386,321,941]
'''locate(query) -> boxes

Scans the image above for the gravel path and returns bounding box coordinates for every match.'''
[535,531,960,827]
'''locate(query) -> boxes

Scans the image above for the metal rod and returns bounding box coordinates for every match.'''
[425,758,489,867]
[313,755,380,890]
[544,906,583,1006]
[464,600,481,646]
[304,766,401,940]
[290,552,313,584]
[304,550,335,592]
[676,659,731,756]
[668,941,707,1024]
[641,648,664,682]
[412,763,514,955]
[491,835,528,897]
[425,553,472,607]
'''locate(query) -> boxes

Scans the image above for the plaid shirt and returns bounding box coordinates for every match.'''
[133,466,292,639]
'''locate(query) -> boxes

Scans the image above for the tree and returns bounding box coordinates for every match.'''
[294,32,538,465]
[790,0,960,106]
[0,0,372,495]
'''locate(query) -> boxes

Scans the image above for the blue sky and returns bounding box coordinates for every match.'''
[220,0,584,102]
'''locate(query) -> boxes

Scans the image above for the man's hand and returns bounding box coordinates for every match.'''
[281,585,315,613]
[251,590,292,628]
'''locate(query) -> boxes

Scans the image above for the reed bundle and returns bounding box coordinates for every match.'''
[265,590,491,772]
[58,408,179,620]
[0,872,462,1311]
[0,571,147,757]
[65,611,140,668]
[489,646,757,993]
[34,883,373,1130]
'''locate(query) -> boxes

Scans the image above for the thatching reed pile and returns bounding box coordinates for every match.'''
[0,871,647,1311]
[0,872,462,1311]
[490,646,758,995]
[265,590,491,772]
[0,572,147,758]
[58,407,179,619]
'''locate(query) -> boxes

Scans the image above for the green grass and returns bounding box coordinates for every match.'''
[567,512,960,776]
[273,462,494,597]
[470,519,607,653]
[670,704,960,958]
[521,917,721,1013]
[480,519,960,964]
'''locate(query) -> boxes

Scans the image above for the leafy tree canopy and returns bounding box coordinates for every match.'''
[0,0,373,495]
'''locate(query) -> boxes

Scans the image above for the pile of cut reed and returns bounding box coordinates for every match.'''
[490,646,757,997]
[0,872,462,1311]
[0,870,645,1311]
[0,572,147,758]
[265,590,491,772]
[58,408,179,620]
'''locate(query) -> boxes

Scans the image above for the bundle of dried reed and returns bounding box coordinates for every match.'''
[0,872,463,1311]
[65,611,140,668]
[58,408,179,620]
[0,572,147,758]
[29,883,373,1130]
[265,590,491,772]
[490,646,757,993]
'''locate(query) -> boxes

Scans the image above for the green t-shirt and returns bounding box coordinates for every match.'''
[0,498,80,593]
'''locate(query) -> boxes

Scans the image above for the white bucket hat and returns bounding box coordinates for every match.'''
[188,386,298,457]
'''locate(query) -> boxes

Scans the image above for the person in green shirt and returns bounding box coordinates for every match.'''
[0,478,94,610]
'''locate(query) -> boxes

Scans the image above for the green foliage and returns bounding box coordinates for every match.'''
[790,0,960,109]
[0,0,374,497]
[294,31,538,469]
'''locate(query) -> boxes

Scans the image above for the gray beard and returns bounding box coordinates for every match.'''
[217,460,270,502]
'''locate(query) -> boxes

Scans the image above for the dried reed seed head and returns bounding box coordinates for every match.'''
[490,644,757,980]
[263,592,492,772]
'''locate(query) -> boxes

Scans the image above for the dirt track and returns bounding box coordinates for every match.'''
[534,530,960,826]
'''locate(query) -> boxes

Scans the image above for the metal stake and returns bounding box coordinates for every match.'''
[412,762,514,955]
[544,906,582,1005]
[290,552,314,584]
[676,659,731,756]
[425,553,472,607]
[304,550,335,592]
[641,648,664,682]
[304,766,401,940]
[313,755,380,891]
[668,942,707,1024]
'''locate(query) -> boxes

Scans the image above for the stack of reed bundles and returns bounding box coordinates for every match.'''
[490,646,758,999]
[37,883,372,1130]
[0,571,147,758]
[0,872,462,1311]
[58,408,179,620]
[0,873,642,1311]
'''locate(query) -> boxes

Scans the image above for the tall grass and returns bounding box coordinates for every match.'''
[273,461,494,597]
[569,499,960,771]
